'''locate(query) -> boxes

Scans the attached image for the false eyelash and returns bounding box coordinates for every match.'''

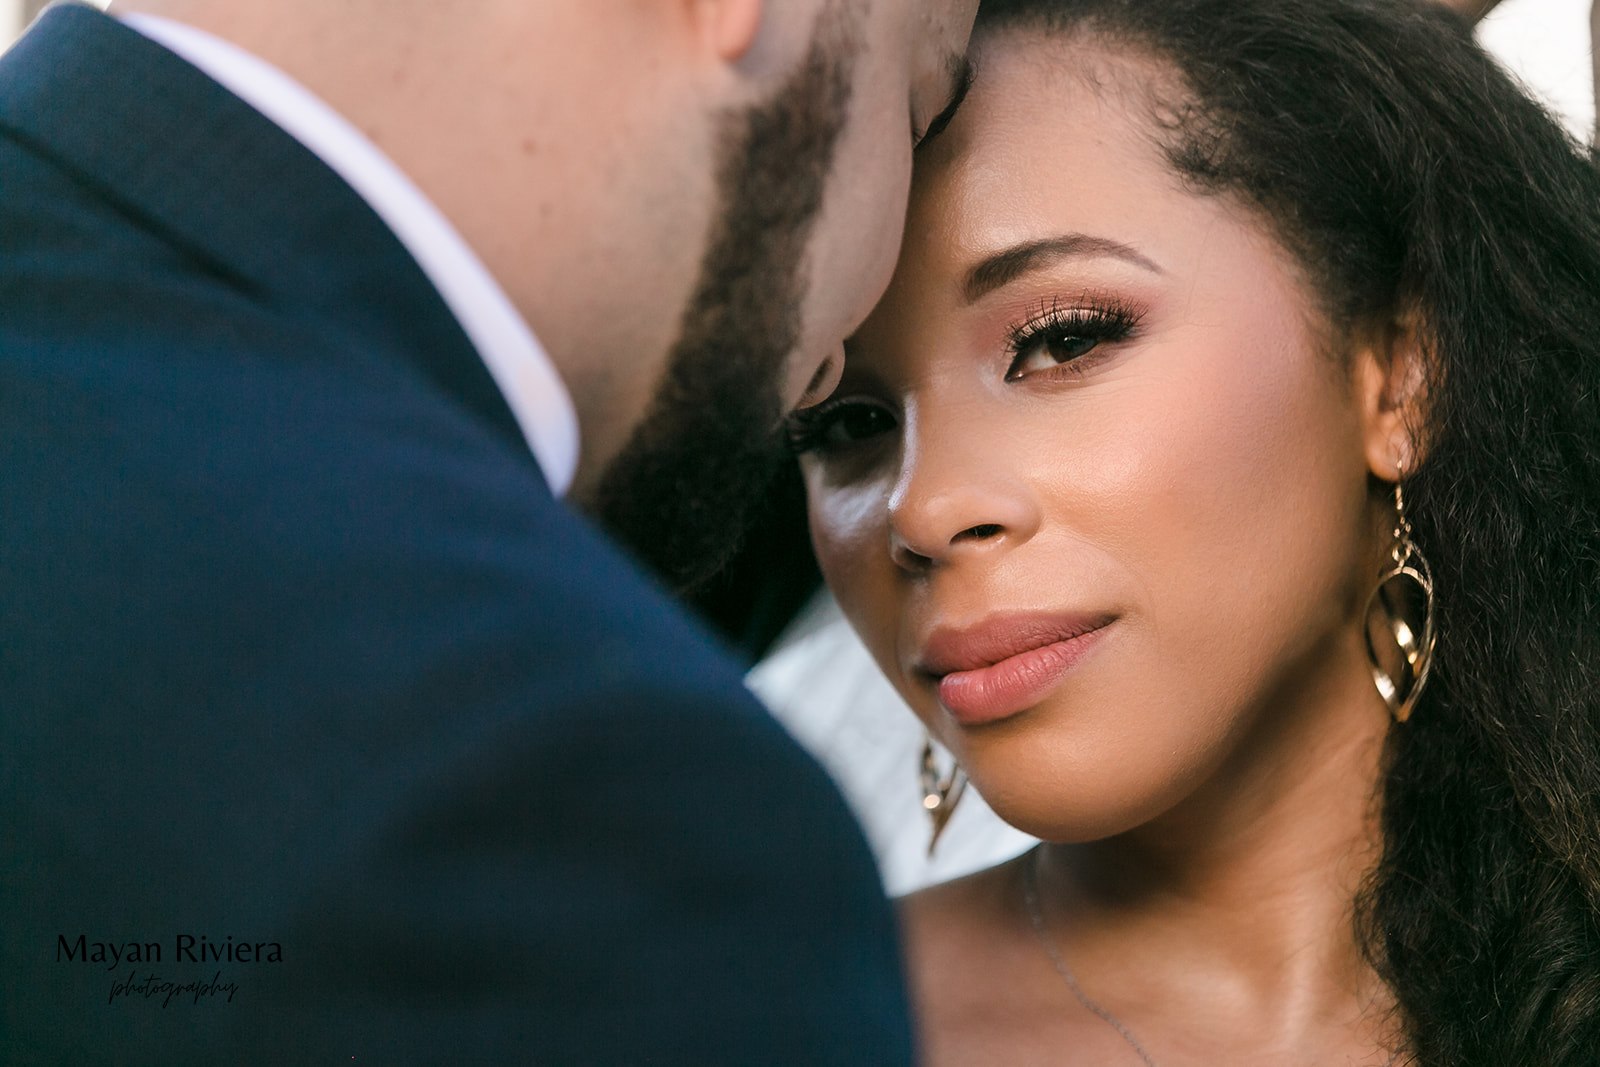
[1003,295,1145,379]
[784,406,828,456]
[784,395,846,456]
[784,395,896,457]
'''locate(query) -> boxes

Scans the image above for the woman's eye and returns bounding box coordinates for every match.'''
[1006,330,1102,381]
[1002,300,1142,382]
[787,401,898,455]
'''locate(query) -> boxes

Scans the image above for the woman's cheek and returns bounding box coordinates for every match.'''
[807,472,884,584]
[807,474,905,650]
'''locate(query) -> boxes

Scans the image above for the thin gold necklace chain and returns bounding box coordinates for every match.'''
[1022,849,1409,1067]
[1022,848,1160,1067]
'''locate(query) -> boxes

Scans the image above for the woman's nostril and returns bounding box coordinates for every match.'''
[957,524,1005,543]
[892,543,937,573]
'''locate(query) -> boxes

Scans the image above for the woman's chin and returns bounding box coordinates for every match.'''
[973,771,1188,846]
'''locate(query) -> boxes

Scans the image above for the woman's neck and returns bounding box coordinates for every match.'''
[1037,643,1395,1052]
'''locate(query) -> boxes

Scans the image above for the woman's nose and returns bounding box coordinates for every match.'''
[886,421,1040,572]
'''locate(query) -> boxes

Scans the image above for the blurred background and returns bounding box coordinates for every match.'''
[6,0,1595,142]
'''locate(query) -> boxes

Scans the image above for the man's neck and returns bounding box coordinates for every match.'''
[109,0,719,492]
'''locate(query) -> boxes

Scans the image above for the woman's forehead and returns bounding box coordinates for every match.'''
[893,36,1196,288]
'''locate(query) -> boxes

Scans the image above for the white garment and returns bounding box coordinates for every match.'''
[121,13,580,497]
[749,593,1035,897]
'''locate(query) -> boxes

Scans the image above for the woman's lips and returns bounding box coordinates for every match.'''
[917,613,1115,726]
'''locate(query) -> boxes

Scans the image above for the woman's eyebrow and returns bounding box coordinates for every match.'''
[962,234,1164,303]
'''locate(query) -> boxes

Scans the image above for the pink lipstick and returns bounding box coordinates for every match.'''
[917,613,1114,726]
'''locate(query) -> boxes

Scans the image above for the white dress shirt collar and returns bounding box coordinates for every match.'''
[122,13,581,497]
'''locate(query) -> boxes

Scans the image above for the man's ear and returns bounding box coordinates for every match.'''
[1356,307,1433,479]
[692,0,765,62]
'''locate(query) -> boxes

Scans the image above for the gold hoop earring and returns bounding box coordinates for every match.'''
[1363,471,1438,722]
[920,737,967,856]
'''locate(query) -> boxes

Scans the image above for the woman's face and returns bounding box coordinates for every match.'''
[798,32,1388,842]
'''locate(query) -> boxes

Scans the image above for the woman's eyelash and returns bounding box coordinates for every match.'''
[785,407,827,455]
[1005,295,1142,349]
[785,396,897,456]
[1003,296,1143,381]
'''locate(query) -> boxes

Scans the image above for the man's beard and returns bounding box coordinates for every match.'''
[586,2,859,595]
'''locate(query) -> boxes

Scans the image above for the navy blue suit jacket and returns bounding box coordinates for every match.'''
[0,7,913,1063]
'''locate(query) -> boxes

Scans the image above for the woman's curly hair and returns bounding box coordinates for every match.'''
[974,0,1600,1062]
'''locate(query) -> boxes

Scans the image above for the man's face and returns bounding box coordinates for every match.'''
[590,0,978,593]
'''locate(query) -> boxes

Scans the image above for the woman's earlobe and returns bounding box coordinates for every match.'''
[1358,311,1432,479]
